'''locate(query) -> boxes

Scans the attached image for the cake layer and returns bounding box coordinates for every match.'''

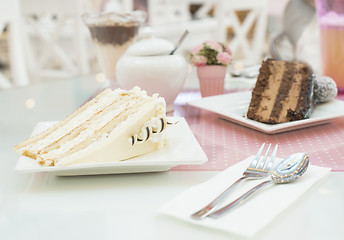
[14,87,167,166]
[247,59,314,124]
[55,102,165,166]
[14,88,116,158]
[37,93,149,163]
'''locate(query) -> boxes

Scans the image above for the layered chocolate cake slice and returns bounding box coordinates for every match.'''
[247,59,314,124]
[14,87,167,166]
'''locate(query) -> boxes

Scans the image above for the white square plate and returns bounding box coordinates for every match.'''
[15,117,208,176]
[187,91,344,134]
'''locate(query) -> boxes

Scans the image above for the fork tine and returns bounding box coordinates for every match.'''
[249,143,265,168]
[257,143,271,169]
[264,144,278,171]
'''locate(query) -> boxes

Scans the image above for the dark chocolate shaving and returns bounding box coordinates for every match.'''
[167,120,179,125]
[130,117,178,146]
[145,127,150,141]
[159,118,166,133]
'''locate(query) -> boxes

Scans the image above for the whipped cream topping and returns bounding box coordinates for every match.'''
[82,11,146,27]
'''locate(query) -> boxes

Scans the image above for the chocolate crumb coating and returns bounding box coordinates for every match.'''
[246,59,270,121]
[292,68,314,120]
[287,109,306,121]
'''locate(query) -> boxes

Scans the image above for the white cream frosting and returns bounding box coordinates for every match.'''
[15,86,170,167]
[19,89,121,155]
[52,87,167,166]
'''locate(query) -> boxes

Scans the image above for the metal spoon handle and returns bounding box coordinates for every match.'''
[191,176,247,219]
[169,30,189,55]
[208,180,272,218]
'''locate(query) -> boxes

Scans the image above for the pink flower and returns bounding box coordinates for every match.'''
[191,44,204,55]
[225,46,232,55]
[216,52,231,65]
[205,40,222,53]
[189,40,232,67]
[191,55,207,67]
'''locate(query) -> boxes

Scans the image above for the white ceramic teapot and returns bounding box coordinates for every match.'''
[116,32,188,112]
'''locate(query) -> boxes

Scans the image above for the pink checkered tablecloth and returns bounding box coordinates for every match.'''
[171,90,344,172]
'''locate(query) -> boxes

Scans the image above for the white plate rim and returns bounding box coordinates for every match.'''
[187,91,344,134]
[15,117,208,175]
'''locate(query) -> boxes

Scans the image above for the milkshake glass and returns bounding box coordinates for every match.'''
[315,0,344,93]
[83,11,145,85]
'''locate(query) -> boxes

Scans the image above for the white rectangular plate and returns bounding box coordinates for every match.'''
[187,91,344,134]
[15,117,208,176]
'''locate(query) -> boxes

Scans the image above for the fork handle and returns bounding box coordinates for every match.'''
[191,176,247,219]
[207,180,272,218]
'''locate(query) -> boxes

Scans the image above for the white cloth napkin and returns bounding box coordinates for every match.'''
[157,156,331,237]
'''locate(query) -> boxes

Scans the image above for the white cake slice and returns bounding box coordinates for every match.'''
[14,87,167,166]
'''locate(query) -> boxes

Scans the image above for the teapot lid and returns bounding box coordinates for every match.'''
[126,29,174,56]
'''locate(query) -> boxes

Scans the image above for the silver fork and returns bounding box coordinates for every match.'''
[191,143,278,219]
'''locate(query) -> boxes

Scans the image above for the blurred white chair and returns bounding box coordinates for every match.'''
[101,0,217,52]
[147,0,217,53]
[20,0,89,80]
[215,0,268,65]
[101,0,268,65]
[0,0,29,89]
[148,0,191,24]
[101,0,134,12]
[269,0,320,71]
[145,0,268,63]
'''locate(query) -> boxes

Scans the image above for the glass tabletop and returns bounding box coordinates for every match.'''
[1,75,344,240]
[0,76,105,177]
[3,74,344,173]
